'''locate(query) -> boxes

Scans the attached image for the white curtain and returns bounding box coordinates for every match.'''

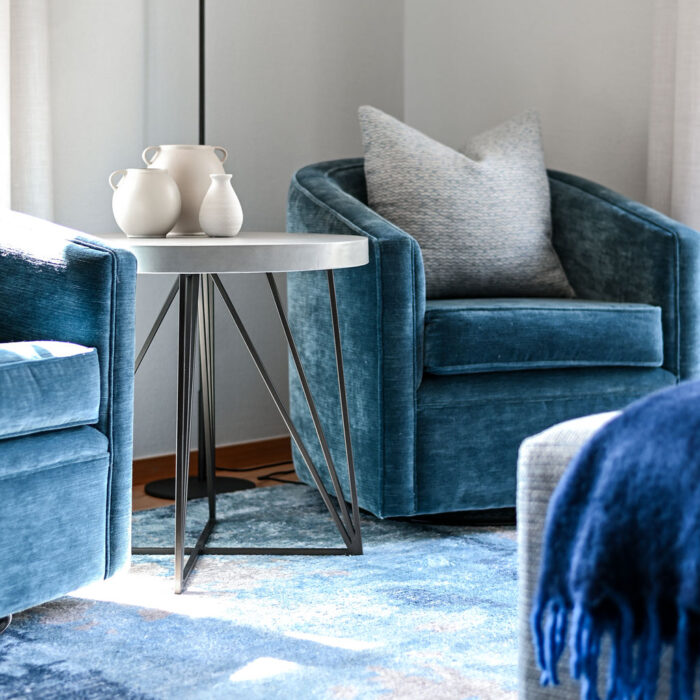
[647,0,700,228]
[0,0,10,210]
[1,0,53,219]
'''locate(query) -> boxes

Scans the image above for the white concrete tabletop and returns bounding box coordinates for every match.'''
[96,231,369,274]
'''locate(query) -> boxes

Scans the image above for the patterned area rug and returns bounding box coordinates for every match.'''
[0,485,518,699]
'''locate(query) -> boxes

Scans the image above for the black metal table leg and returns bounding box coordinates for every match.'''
[198,274,217,519]
[140,275,255,502]
[213,274,355,548]
[326,270,363,554]
[266,272,360,551]
[174,274,199,593]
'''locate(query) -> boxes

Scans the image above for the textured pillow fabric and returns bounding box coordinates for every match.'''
[358,106,574,299]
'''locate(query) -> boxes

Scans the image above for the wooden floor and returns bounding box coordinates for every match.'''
[132,436,297,512]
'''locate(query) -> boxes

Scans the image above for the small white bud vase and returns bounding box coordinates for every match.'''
[199,174,244,237]
[109,168,181,238]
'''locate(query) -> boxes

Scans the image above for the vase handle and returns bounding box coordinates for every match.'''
[109,169,127,191]
[142,145,160,165]
[214,146,228,164]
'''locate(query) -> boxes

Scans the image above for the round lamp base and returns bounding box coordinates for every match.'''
[144,476,255,501]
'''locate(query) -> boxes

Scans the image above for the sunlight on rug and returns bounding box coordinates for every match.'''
[0,485,518,699]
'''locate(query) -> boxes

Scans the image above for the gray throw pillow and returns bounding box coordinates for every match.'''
[358,106,574,299]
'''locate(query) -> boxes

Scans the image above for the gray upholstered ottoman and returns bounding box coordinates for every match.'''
[517,412,672,699]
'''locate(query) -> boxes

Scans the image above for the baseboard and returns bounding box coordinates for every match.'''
[132,436,292,485]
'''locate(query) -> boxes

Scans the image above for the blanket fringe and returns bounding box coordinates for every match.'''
[532,598,696,700]
[671,608,694,700]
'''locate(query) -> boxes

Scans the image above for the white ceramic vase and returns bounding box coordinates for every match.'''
[109,168,181,238]
[199,174,244,237]
[142,144,227,234]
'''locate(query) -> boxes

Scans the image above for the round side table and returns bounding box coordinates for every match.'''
[97,232,368,593]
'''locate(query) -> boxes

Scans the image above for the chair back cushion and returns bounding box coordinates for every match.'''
[0,340,100,440]
[424,298,663,375]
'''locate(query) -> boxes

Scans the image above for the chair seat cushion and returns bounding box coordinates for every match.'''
[0,341,100,440]
[424,298,663,375]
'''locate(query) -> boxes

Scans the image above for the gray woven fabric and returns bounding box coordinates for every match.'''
[359,106,574,299]
[517,413,672,699]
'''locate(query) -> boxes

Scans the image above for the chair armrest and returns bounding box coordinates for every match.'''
[0,211,137,576]
[517,412,618,698]
[549,170,700,379]
[286,159,425,516]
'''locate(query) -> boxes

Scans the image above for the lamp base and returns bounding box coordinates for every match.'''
[144,476,255,501]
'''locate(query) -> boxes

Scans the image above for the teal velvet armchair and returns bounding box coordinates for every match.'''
[286,158,700,519]
[0,211,136,630]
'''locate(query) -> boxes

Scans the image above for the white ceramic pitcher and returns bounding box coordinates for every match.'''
[142,144,228,234]
[109,168,181,237]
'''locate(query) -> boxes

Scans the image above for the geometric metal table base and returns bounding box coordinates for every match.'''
[133,270,363,593]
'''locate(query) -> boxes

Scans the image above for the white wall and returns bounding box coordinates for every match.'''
[47,0,403,459]
[404,0,655,202]
[49,1,146,233]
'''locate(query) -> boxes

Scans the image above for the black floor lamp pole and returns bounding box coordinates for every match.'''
[198,0,205,147]
[144,0,255,501]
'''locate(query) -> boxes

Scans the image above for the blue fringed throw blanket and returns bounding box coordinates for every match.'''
[533,380,700,700]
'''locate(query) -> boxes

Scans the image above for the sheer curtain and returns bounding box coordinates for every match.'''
[0,0,9,210]
[1,0,53,218]
[647,0,700,228]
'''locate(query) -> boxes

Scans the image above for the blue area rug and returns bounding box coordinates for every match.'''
[0,485,517,699]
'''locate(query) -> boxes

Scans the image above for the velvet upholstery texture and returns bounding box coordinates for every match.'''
[0,211,136,618]
[549,170,700,380]
[287,159,696,518]
[0,341,100,440]
[416,367,674,514]
[424,298,663,375]
[0,427,109,617]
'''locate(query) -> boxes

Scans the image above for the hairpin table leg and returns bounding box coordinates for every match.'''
[174,274,199,594]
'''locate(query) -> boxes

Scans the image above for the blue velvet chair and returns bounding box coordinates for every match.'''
[0,211,136,630]
[286,158,700,518]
